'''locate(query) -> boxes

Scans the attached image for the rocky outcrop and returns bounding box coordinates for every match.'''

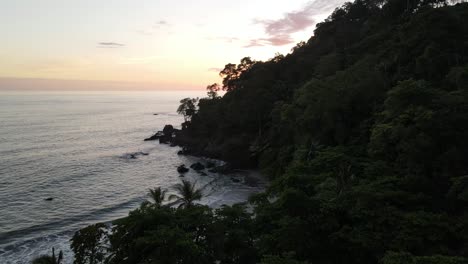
[144,131,164,141]
[177,164,189,174]
[144,125,180,145]
[190,162,205,171]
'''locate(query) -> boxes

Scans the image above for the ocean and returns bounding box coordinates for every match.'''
[0,91,265,264]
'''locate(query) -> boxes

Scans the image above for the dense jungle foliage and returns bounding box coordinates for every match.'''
[48,0,468,263]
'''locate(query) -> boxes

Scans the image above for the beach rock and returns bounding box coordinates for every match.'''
[177,165,189,173]
[206,161,216,168]
[190,162,205,171]
[198,172,208,176]
[153,113,159,115]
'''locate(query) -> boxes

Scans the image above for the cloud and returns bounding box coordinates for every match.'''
[137,20,170,36]
[247,0,346,47]
[153,20,171,29]
[208,67,223,72]
[98,42,125,48]
[244,35,295,48]
[206,36,240,44]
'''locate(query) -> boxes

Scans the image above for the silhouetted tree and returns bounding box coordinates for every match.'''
[206,83,221,99]
[148,187,167,207]
[32,248,63,264]
[169,180,203,208]
[177,97,198,122]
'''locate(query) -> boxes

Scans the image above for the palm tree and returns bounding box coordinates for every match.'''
[148,187,167,207]
[32,248,63,264]
[169,180,203,208]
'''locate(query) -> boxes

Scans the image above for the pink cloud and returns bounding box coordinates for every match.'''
[244,35,295,48]
[247,0,346,47]
[208,67,223,72]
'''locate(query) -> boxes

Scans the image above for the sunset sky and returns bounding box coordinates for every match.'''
[0,0,346,90]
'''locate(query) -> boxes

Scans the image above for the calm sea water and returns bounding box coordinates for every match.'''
[0,91,265,264]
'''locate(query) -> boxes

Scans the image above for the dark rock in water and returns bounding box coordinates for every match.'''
[122,152,149,159]
[153,113,159,115]
[44,197,54,201]
[206,161,216,168]
[158,125,175,144]
[190,162,205,171]
[162,125,174,135]
[144,131,164,141]
[159,136,170,144]
[177,164,189,173]
[231,177,241,183]
[145,124,181,145]
[177,147,189,155]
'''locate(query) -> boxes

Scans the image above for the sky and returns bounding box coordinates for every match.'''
[0,0,347,90]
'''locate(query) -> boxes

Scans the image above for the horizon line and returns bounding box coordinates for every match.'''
[0,77,205,91]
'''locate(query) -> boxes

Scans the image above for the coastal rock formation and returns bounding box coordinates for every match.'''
[177,164,189,173]
[144,124,180,145]
[190,162,205,171]
[144,131,164,141]
[122,152,149,159]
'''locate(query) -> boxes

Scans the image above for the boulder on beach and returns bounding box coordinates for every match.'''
[190,162,205,171]
[177,164,189,173]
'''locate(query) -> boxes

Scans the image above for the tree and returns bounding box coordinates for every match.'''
[71,223,107,264]
[148,187,167,207]
[32,248,63,264]
[177,97,198,122]
[220,63,239,91]
[206,83,221,99]
[220,57,255,91]
[169,180,203,208]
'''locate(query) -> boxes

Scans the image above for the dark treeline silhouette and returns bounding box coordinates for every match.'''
[39,0,468,263]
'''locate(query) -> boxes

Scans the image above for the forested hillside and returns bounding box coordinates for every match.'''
[66,0,468,263]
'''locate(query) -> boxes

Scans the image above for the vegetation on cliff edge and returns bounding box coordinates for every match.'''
[60,0,468,263]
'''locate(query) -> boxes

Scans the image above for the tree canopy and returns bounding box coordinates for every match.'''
[69,1,468,264]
